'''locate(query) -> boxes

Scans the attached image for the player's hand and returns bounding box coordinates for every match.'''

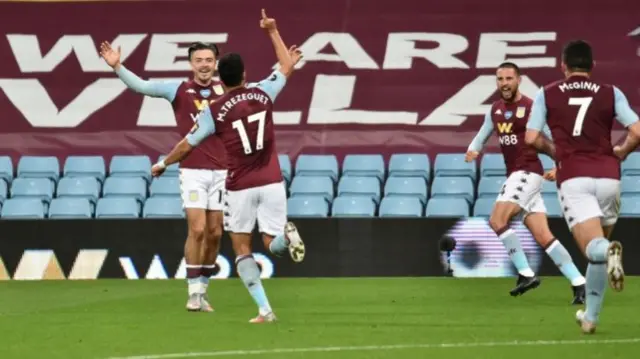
[289,45,303,65]
[465,151,479,163]
[543,168,557,181]
[100,41,121,69]
[151,164,166,178]
[613,145,627,161]
[259,9,277,32]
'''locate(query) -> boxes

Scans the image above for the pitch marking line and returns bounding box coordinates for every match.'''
[106,337,640,359]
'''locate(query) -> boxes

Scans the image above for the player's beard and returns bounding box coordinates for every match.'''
[195,69,214,85]
[500,87,517,103]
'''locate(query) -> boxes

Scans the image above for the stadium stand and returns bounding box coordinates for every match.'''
[295,155,339,183]
[388,154,430,181]
[290,176,334,203]
[379,197,423,217]
[332,196,376,217]
[48,198,93,219]
[0,156,14,185]
[17,156,60,183]
[143,197,184,218]
[63,156,106,183]
[288,196,330,217]
[337,176,381,205]
[342,154,385,182]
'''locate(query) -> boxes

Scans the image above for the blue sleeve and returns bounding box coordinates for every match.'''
[115,65,180,102]
[526,89,547,131]
[185,107,216,146]
[255,70,287,102]
[542,124,553,140]
[613,86,640,128]
[468,111,494,152]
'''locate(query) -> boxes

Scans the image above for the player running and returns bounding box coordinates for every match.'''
[467,62,586,303]
[100,41,226,312]
[151,9,305,323]
[525,40,640,333]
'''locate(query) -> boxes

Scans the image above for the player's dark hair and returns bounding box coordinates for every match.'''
[217,53,245,87]
[187,42,220,60]
[562,40,593,72]
[498,62,521,76]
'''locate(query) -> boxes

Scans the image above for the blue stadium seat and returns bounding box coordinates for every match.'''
[150,177,181,198]
[17,156,60,182]
[342,154,385,182]
[620,195,640,217]
[0,156,13,185]
[541,180,558,197]
[102,177,147,203]
[383,177,428,205]
[430,176,475,205]
[434,153,476,181]
[337,176,381,205]
[425,198,469,217]
[331,196,376,217]
[56,177,100,205]
[388,154,430,181]
[0,179,7,204]
[477,176,506,198]
[539,155,554,172]
[1,198,45,219]
[157,155,179,177]
[278,154,292,184]
[48,198,93,219]
[11,178,54,204]
[63,156,106,183]
[480,154,506,177]
[379,197,423,217]
[622,152,640,177]
[95,198,140,218]
[143,197,184,218]
[621,176,640,196]
[288,196,330,217]
[542,195,562,217]
[109,155,152,183]
[289,176,334,203]
[473,197,495,218]
[295,155,339,183]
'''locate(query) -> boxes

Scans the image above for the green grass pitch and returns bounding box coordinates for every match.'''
[0,277,638,359]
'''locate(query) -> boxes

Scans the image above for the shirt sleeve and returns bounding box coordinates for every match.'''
[526,89,548,131]
[467,111,494,152]
[613,86,640,128]
[115,65,180,102]
[255,70,287,102]
[542,124,553,140]
[185,106,216,146]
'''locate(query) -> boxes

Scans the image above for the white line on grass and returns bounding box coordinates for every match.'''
[106,337,640,359]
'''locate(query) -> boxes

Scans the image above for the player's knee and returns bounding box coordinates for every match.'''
[188,225,206,243]
[207,225,223,242]
[488,215,508,233]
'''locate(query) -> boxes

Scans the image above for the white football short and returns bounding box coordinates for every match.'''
[558,177,620,229]
[223,181,286,236]
[496,170,547,217]
[179,168,227,211]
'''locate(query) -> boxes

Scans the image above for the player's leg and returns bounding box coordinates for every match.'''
[225,187,275,323]
[596,180,623,292]
[259,182,305,262]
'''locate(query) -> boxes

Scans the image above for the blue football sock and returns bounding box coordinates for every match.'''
[585,237,609,323]
[498,228,535,277]
[545,239,586,286]
[236,255,272,315]
[268,234,288,256]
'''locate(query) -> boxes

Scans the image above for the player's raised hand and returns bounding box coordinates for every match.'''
[259,9,277,32]
[613,145,626,160]
[288,45,303,65]
[151,163,166,178]
[543,168,557,181]
[465,151,479,163]
[100,41,121,69]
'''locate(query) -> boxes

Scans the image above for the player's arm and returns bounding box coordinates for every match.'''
[115,65,180,101]
[525,89,556,159]
[465,111,494,162]
[260,9,296,78]
[612,86,640,160]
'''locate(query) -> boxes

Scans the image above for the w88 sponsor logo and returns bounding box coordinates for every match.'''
[499,134,518,146]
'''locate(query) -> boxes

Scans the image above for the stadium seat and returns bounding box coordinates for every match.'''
[1,198,45,219]
[63,156,106,183]
[383,177,428,205]
[379,197,423,217]
[295,154,339,183]
[541,180,558,197]
[17,156,60,183]
[278,154,292,184]
[56,177,101,205]
[430,176,475,205]
[542,195,562,217]
[621,176,640,196]
[342,154,385,182]
[143,197,184,218]
[434,153,476,181]
[48,198,93,219]
[0,179,7,204]
[109,155,152,183]
[157,155,179,177]
[331,196,376,217]
[425,198,469,218]
[95,198,140,218]
[288,196,330,217]
[539,155,554,172]
[620,196,640,217]
[150,177,181,198]
[388,154,430,182]
[11,178,55,204]
[622,153,640,177]
[473,197,495,218]
[289,176,334,203]
[0,156,13,185]
[337,176,381,205]
[480,154,506,177]
[102,177,147,203]
[477,176,506,198]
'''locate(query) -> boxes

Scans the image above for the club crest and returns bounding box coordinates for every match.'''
[516,106,526,118]
[213,85,224,95]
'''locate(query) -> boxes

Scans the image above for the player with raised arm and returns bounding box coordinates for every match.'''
[525,40,640,333]
[100,41,226,312]
[467,62,586,303]
[151,9,305,323]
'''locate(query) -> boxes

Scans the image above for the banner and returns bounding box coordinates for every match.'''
[1,218,638,280]
[0,0,639,164]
